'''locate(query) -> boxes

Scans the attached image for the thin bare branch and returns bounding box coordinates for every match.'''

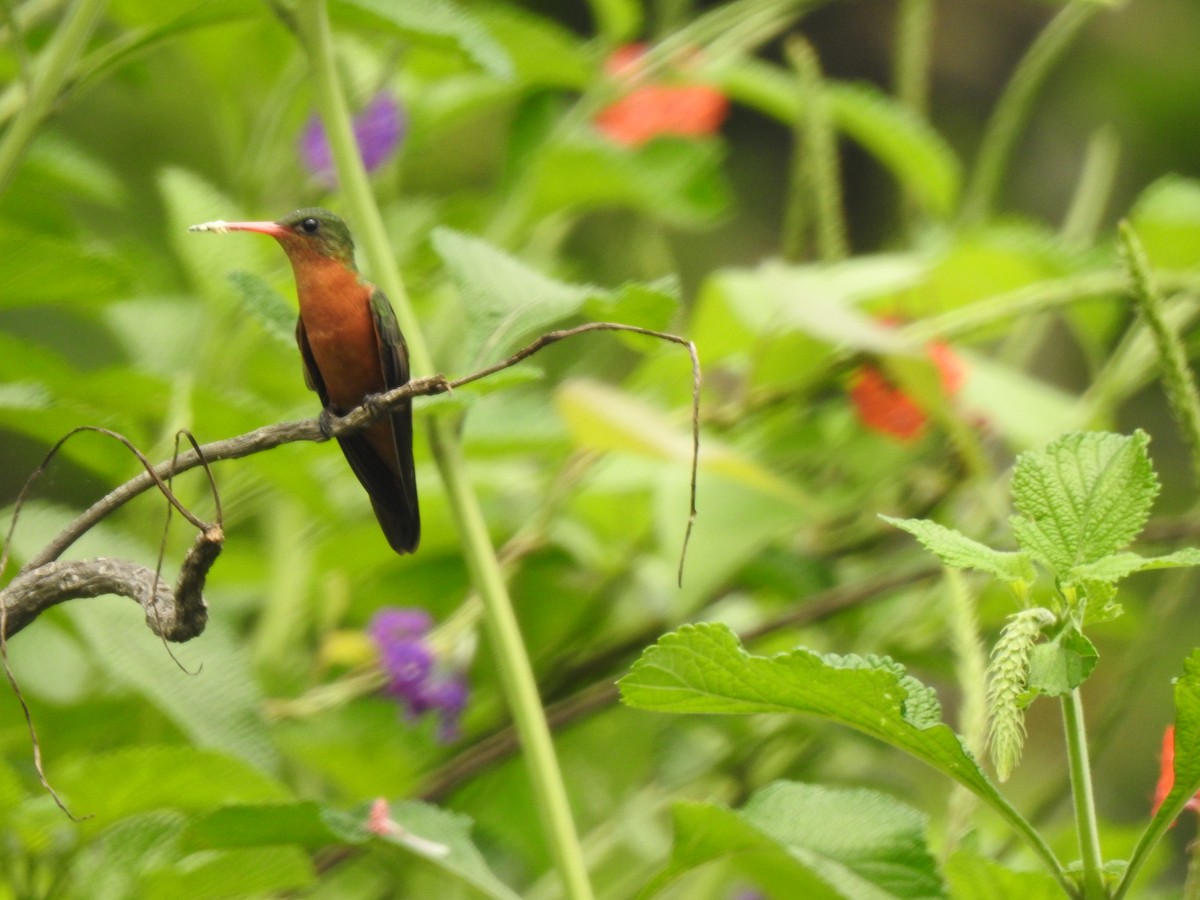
[21,322,702,579]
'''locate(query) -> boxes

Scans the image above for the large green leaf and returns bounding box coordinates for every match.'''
[944,850,1062,899]
[646,782,944,899]
[620,624,996,801]
[1009,431,1159,572]
[52,746,289,827]
[0,226,128,307]
[432,228,593,367]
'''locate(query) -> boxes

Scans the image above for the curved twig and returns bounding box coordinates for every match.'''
[20,322,702,579]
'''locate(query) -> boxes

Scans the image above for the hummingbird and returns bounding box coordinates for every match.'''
[189,208,419,554]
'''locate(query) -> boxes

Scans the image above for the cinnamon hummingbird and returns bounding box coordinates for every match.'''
[189,208,419,554]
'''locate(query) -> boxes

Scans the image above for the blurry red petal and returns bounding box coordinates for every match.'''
[849,366,927,442]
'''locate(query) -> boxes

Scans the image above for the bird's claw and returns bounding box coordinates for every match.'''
[362,393,387,419]
[318,408,341,439]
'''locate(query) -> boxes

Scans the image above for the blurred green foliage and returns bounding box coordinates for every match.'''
[2,0,1200,897]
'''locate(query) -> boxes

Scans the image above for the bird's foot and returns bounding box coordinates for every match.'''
[318,408,342,439]
[361,393,387,419]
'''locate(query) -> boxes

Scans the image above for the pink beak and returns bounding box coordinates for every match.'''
[187,219,289,238]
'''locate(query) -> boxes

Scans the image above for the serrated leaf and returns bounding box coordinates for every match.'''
[332,0,513,79]
[228,270,296,344]
[1068,548,1200,584]
[620,624,998,804]
[881,516,1034,583]
[644,782,943,899]
[432,228,593,367]
[1026,629,1098,697]
[1010,431,1159,572]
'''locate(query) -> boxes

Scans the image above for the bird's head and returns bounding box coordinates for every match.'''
[189,208,357,269]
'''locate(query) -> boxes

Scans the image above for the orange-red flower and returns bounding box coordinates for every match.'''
[595,43,729,146]
[1152,725,1200,820]
[849,341,965,443]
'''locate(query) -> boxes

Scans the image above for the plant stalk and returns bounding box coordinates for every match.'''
[293,4,594,897]
[0,0,107,195]
[1062,689,1105,899]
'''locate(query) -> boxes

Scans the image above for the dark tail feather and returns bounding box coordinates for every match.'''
[371,496,420,555]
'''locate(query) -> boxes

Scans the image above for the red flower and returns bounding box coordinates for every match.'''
[595,43,729,146]
[848,341,965,443]
[1152,725,1200,820]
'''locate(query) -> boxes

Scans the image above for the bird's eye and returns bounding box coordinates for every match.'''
[300,218,320,234]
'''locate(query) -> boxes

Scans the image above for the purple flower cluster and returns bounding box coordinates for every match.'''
[369,607,468,743]
[299,92,406,185]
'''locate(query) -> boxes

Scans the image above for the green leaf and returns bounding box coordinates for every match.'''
[944,850,1063,900]
[228,270,296,345]
[620,624,998,803]
[1068,547,1200,584]
[432,228,593,367]
[140,846,314,900]
[1026,629,1098,697]
[1128,176,1200,269]
[1009,431,1159,572]
[0,225,128,307]
[371,801,523,900]
[182,802,368,851]
[67,605,281,776]
[645,782,943,899]
[332,0,513,79]
[532,135,731,228]
[881,516,1035,583]
[54,746,290,827]
[555,378,807,508]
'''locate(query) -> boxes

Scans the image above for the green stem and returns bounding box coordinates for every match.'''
[1062,689,1105,900]
[0,0,107,195]
[959,2,1098,225]
[892,0,932,120]
[785,36,847,262]
[1119,221,1200,481]
[428,424,595,900]
[293,4,594,897]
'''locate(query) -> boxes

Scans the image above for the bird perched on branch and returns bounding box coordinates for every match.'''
[190,208,419,554]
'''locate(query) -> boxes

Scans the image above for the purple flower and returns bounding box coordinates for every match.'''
[414,675,470,743]
[300,92,406,185]
[367,606,469,743]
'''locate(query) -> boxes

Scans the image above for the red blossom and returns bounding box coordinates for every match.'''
[1152,725,1200,820]
[595,44,729,146]
[848,341,966,443]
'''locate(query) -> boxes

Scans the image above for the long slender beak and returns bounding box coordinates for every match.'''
[188,219,288,237]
